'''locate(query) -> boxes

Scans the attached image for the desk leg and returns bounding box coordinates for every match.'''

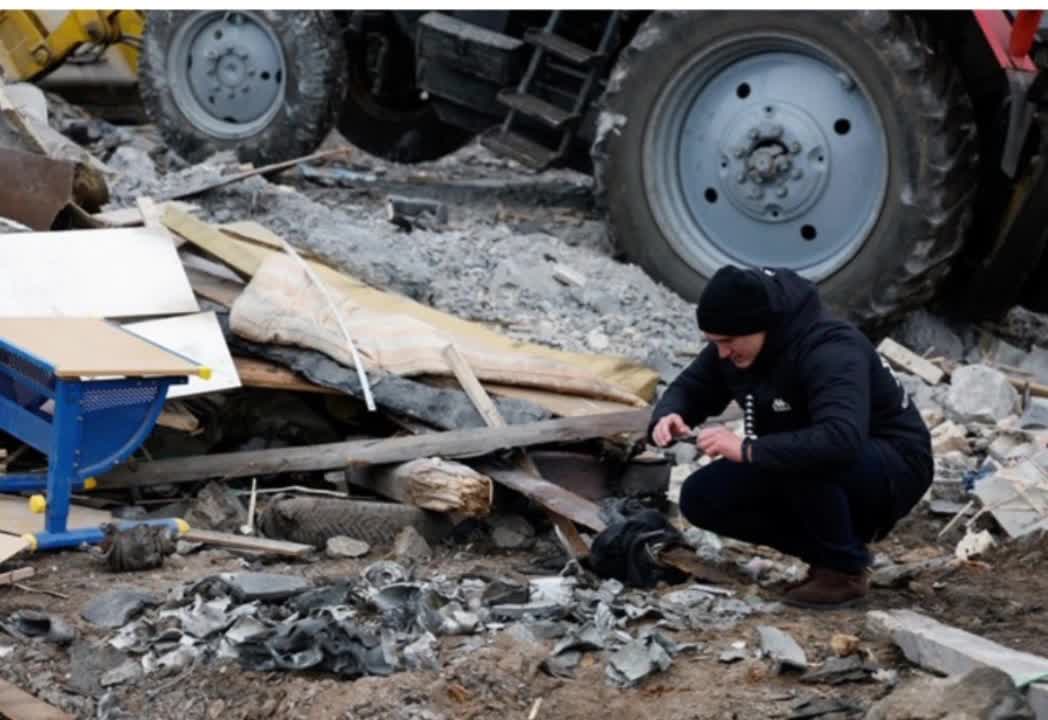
[45,381,83,535]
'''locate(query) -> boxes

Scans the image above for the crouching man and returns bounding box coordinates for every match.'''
[650,265,932,608]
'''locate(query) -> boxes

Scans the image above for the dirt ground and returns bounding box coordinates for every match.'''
[1,504,1044,720]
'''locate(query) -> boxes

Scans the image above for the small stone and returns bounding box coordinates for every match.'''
[585,329,610,352]
[920,407,945,430]
[489,514,535,550]
[393,526,432,563]
[719,648,747,664]
[830,633,860,657]
[955,529,995,561]
[325,536,370,558]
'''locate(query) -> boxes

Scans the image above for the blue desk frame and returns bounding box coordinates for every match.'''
[0,335,189,550]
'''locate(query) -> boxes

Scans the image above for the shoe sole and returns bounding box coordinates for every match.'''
[781,595,867,611]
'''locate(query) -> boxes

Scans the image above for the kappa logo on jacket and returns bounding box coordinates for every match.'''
[772,398,792,412]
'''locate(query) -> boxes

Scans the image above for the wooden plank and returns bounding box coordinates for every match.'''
[180,528,313,558]
[479,463,605,533]
[0,227,199,318]
[866,609,1048,716]
[233,356,338,395]
[161,148,350,201]
[122,312,241,397]
[0,678,74,720]
[0,318,204,378]
[877,338,945,385]
[91,201,199,228]
[162,207,262,279]
[99,409,650,489]
[0,567,34,586]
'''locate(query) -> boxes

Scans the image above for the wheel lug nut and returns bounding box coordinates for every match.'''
[747,129,759,140]
[837,71,855,90]
[793,169,803,180]
[734,147,746,158]
[750,188,764,200]
[777,187,788,198]
[737,173,747,184]
[790,142,801,154]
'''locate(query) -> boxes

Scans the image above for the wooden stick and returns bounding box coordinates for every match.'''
[442,344,596,556]
[276,234,376,411]
[99,409,649,489]
[14,583,69,600]
[181,528,313,558]
[0,567,34,586]
[161,148,351,201]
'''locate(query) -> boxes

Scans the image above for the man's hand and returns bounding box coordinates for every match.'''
[651,413,692,447]
[698,425,744,462]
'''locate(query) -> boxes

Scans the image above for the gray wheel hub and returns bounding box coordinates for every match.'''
[643,37,889,282]
[170,12,286,138]
[721,103,829,223]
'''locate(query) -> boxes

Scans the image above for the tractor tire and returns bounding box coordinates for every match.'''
[139,11,346,165]
[592,11,978,328]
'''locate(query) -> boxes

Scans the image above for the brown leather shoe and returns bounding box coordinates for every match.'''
[782,567,869,609]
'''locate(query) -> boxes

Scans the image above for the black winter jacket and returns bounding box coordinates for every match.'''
[651,268,932,477]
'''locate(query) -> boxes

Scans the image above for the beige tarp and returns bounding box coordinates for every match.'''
[231,254,650,407]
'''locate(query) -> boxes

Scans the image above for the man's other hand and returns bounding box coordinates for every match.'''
[698,425,743,462]
[652,413,691,447]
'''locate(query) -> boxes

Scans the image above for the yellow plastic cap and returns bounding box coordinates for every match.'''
[28,495,46,514]
[198,367,213,380]
[83,477,97,491]
[21,533,37,551]
[175,518,190,534]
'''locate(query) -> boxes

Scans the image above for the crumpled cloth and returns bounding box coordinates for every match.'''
[587,500,687,588]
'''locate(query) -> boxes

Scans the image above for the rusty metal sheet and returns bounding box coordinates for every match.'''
[0,146,74,230]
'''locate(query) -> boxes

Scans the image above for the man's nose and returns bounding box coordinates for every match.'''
[717,344,731,359]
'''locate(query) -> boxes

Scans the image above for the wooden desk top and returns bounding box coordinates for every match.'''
[0,318,204,378]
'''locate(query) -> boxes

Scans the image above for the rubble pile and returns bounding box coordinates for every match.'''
[0,80,1047,720]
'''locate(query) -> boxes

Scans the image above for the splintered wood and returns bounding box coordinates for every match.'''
[877,338,945,385]
[348,458,492,517]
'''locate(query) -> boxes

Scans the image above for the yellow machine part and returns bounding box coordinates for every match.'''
[0,10,142,82]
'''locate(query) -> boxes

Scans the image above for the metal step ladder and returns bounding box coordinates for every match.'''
[481,11,621,171]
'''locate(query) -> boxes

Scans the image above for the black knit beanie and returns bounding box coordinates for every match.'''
[696,266,772,336]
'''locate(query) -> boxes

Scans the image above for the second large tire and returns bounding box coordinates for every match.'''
[593,11,978,328]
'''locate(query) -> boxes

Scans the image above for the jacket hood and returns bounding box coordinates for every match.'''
[752,267,827,364]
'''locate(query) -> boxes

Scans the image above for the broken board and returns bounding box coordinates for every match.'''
[877,338,945,385]
[972,451,1048,537]
[233,356,337,395]
[122,312,240,397]
[0,227,198,318]
[0,533,29,564]
[0,318,204,378]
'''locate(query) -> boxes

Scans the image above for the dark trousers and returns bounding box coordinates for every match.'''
[678,440,930,574]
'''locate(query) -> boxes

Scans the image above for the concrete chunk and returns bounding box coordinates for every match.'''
[757,625,808,672]
[866,609,1048,717]
[218,572,309,602]
[944,364,1020,424]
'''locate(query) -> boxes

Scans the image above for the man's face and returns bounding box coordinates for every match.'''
[705,331,767,369]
